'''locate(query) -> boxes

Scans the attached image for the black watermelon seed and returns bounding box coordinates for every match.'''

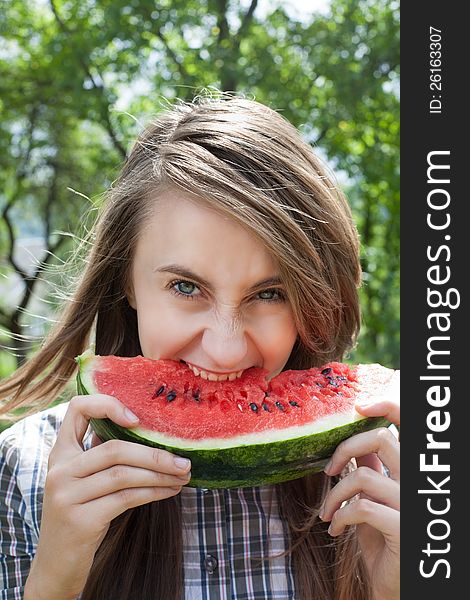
[192,389,200,401]
[321,367,332,376]
[264,391,270,397]
[152,385,166,398]
[262,402,271,412]
[289,400,299,407]
[249,402,258,412]
[166,391,177,402]
[275,401,285,411]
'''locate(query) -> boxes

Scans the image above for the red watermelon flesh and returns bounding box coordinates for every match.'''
[90,357,383,440]
[77,352,397,488]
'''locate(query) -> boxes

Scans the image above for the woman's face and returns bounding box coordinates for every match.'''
[128,188,298,381]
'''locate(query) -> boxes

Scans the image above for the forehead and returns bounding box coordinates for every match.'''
[134,188,279,277]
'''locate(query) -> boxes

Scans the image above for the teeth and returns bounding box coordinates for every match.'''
[186,363,244,381]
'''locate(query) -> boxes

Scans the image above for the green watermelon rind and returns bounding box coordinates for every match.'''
[76,360,389,489]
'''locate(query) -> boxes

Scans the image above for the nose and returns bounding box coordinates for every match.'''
[200,307,248,371]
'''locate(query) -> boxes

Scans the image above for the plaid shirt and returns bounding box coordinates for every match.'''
[0,403,296,599]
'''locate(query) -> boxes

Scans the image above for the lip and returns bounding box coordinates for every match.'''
[182,360,245,376]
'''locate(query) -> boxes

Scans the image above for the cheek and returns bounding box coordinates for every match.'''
[134,298,197,359]
[247,306,298,371]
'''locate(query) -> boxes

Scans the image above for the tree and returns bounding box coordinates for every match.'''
[0,0,399,372]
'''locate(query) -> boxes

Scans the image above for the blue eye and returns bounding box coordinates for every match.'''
[257,289,285,303]
[170,280,199,299]
[167,280,286,304]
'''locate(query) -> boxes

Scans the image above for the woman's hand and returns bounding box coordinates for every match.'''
[24,395,191,600]
[320,372,400,600]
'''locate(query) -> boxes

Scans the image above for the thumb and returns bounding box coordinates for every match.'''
[355,399,400,427]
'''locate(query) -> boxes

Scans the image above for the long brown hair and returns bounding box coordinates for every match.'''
[0,93,369,599]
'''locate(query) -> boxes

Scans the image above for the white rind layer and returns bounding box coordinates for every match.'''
[130,410,365,449]
[80,362,95,399]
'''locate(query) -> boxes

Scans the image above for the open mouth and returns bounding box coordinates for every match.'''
[180,360,244,382]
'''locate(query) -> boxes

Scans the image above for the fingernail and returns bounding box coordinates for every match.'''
[319,504,325,520]
[174,456,191,470]
[124,407,139,422]
[328,524,334,536]
[323,459,332,474]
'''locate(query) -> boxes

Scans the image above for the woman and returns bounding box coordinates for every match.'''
[0,95,399,599]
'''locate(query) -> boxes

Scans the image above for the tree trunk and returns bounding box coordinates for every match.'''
[10,318,30,369]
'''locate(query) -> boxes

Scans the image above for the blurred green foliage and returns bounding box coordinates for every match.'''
[0,0,399,410]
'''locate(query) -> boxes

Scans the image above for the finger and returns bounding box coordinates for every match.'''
[71,465,191,504]
[90,485,184,522]
[320,466,400,522]
[327,498,400,540]
[356,425,399,473]
[355,453,383,473]
[355,400,400,427]
[72,439,192,479]
[53,395,140,458]
[325,426,400,481]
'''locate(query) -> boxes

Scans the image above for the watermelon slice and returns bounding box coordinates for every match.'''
[76,351,396,489]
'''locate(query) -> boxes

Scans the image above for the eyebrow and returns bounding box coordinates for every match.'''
[154,264,283,292]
